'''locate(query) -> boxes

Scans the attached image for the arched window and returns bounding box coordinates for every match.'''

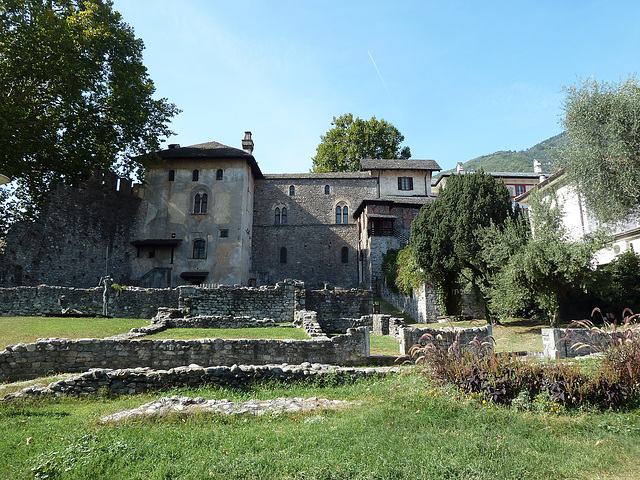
[194,191,208,213]
[192,169,199,181]
[335,204,349,224]
[168,170,175,181]
[279,247,287,264]
[281,207,287,225]
[275,207,281,225]
[216,169,224,181]
[341,246,349,264]
[324,185,330,195]
[192,240,206,259]
[289,185,295,196]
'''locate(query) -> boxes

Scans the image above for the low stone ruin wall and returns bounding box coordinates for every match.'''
[294,311,406,338]
[301,288,373,323]
[542,328,624,359]
[381,283,442,323]
[3,364,393,400]
[398,325,493,355]
[0,328,370,383]
[179,282,299,322]
[0,285,179,318]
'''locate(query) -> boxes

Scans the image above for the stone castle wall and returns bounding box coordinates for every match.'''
[302,288,373,322]
[0,175,144,288]
[0,328,370,382]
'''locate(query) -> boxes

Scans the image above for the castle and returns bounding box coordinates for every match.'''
[0,132,442,292]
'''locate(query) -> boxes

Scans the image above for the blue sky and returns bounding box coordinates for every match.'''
[111,0,640,174]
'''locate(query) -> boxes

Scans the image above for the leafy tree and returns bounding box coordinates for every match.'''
[410,170,516,314]
[562,77,640,222]
[381,246,425,295]
[588,250,640,315]
[0,0,179,220]
[311,114,411,172]
[485,191,608,326]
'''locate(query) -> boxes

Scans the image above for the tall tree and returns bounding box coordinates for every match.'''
[410,170,516,314]
[311,114,411,172]
[0,0,179,219]
[562,76,640,222]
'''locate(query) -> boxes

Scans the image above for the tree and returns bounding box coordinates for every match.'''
[410,170,516,314]
[0,0,179,220]
[311,114,411,172]
[562,77,640,222]
[484,191,608,326]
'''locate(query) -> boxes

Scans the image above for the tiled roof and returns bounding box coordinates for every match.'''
[263,172,372,180]
[360,158,441,171]
[353,195,434,217]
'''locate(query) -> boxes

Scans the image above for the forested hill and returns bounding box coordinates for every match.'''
[438,132,565,177]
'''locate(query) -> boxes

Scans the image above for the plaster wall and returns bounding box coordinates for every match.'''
[378,169,431,197]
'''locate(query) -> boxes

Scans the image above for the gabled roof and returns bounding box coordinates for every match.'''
[360,158,441,172]
[514,168,566,202]
[156,141,263,178]
[353,195,434,217]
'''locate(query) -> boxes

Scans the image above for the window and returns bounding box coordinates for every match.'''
[275,207,281,225]
[194,191,208,213]
[192,169,199,181]
[398,177,414,191]
[275,207,287,225]
[336,204,349,224]
[289,185,295,196]
[279,247,287,264]
[219,229,229,238]
[516,185,526,196]
[216,169,223,181]
[341,246,349,264]
[281,207,287,225]
[324,185,330,194]
[192,240,206,259]
[168,170,175,181]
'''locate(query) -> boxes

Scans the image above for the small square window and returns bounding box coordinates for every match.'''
[219,229,229,238]
[398,177,413,191]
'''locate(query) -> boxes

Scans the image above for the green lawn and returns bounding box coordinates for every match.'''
[0,316,148,350]
[1,374,640,479]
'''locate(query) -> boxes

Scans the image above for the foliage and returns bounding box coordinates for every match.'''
[485,191,608,326]
[443,132,564,177]
[381,247,425,295]
[0,0,180,222]
[588,251,640,315]
[562,76,640,222]
[311,113,410,172]
[405,326,639,410]
[410,170,515,314]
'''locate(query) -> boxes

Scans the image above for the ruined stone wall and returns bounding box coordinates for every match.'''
[0,285,178,318]
[178,282,299,321]
[0,328,370,382]
[541,328,622,359]
[381,282,442,324]
[0,176,144,288]
[302,288,373,323]
[399,325,493,355]
[252,174,376,288]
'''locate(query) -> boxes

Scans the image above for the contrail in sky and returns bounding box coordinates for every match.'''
[368,50,393,102]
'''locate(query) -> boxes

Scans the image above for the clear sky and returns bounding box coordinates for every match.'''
[111,0,640,174]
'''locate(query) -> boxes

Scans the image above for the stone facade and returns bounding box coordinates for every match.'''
[252,173,376,288]
[0,328,370,382]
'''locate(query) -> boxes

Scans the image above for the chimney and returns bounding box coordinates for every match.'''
[242,131,254,154]
[456,162,464,174]
[533,159,546,182]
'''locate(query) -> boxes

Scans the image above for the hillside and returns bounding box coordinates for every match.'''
[438,132,565,177]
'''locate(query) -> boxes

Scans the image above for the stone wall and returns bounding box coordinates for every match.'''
[178,282,299,321]
[381,282,442,323]
[398,325,493,355]
[542,328,622,359]
[302,288,373,323]
[0,285,178,318]
[4,364,392,399]
[252,174,377,288]
[0,175,144,288]
[0,327,370,383]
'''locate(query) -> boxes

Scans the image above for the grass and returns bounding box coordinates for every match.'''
[145,326,311,340]
[2,374,640,479]
[0,317,148,350]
